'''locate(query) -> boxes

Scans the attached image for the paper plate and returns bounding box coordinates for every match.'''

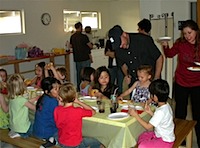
[121,105,135,110]
[118,100,132,106]
[91,106,98,112]
[27,86,37,91]
[107,112,129,120]
[194,62,200,66]
[187,67,200,71]
[79,96,97,102]
[158,36,172,41]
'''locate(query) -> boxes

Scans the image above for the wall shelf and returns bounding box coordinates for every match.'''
[0,52,70,81]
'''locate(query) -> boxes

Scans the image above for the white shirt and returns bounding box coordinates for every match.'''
[149,103,175,142]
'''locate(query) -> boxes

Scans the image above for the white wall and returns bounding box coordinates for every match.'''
[0,0,140,79]
[139,0,197,41]
[139,0,197,97]
[0,0,140,55]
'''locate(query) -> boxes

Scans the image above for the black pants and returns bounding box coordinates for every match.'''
[174,82,200,147]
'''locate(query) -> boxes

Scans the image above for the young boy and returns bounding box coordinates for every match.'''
[129,79,175,147]
[52,83,100,147]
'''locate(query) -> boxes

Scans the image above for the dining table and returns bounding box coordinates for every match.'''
[80,98,154,148]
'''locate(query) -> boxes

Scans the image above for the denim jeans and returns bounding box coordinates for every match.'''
[108,66,124,94]
[75,60,91,90]
[18,123,33,138]
[59,137,101,148]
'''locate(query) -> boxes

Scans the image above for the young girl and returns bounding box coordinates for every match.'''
[29,62,46,88]
[118,65,153,104]
[92,66,118,99]
[42,83,101,148]
[33,77,60,140]
[80,67,95,96]
[129,79,175,147]
[7,74,36,138]
[0,68,8,94]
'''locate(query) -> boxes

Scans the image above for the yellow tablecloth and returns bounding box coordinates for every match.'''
[82,100,152,148]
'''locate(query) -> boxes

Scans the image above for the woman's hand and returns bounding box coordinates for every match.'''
[160,41,168,48]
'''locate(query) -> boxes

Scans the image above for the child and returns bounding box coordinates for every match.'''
[0,93,9,129]
[43,82,101,148]
[33,77,60,141]
[45,63,68,84]
[0,68,8,83]
[0,68,8,94]
[7,74,36,138]
[30,62,46,88]
[118,65,153,104]
[92,66,118,99]
[129,79,175,147]
[80,67,95,96]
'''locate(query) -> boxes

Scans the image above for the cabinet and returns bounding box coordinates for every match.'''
[0,53,70,81]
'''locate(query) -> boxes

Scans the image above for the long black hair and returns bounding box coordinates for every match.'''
[36,77,60,110]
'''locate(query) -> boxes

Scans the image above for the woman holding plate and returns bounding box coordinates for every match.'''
[161,19,200,147]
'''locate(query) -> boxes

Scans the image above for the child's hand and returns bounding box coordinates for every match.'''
[128,107,138,117]
[117,96,123,101]
[144,101,153,115]
[45,64,50,70]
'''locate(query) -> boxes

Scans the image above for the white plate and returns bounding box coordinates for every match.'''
[135,106,143,110]
[79,96,97,102]
[27,86,37,91]
[187,67,200,71]
[91,106,98,112]
[121,105,135,110]
[107,112,129,120]
[36,90,44,95]
[158,36,172,41]
[194,62,200,66]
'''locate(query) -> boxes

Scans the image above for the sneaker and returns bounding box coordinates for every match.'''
[9,132,21,138]
[40,137,56,148]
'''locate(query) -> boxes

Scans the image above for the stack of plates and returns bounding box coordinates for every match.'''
[157,36,172,42]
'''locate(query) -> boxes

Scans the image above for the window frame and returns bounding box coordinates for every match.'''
[0,10,25,35]
[63,10,101,33]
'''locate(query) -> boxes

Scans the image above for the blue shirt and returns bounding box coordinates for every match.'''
[33,94,58,139]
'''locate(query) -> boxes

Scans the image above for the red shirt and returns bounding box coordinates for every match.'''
[54,105,92,146]
[164,41,200,87]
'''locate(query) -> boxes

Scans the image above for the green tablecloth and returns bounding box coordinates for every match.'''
[82,100,152,148]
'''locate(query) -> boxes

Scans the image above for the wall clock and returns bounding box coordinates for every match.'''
[41,13,51,25]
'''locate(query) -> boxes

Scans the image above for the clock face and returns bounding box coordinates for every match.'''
[41,13,51,25]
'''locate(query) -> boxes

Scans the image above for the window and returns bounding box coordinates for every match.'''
[63,10,101,32]
[0,10,25,35]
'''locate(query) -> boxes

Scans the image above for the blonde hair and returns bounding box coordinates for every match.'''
[59,83,77,105]
[7,74,26,99]
[137,65,154,81]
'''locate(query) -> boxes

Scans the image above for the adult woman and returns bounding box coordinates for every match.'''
[161,20,200,147]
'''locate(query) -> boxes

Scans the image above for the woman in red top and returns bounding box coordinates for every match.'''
[161,20,200,147]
